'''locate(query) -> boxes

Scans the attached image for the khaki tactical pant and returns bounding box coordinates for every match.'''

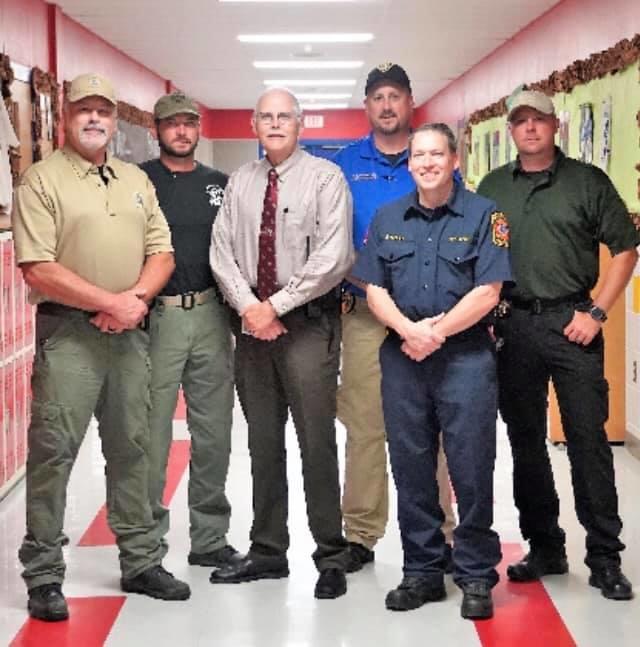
[20,309,163,589]
[148,298,234,556]
[337,297,456,549]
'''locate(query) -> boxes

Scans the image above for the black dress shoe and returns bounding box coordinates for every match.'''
[188,544,242,568]
[385,577,446,611]
[345,542,375,573]
[589,565,634,600]
[460,581,493,619]
[28,583,69,621]
[121,564,191,600]
[314,568,347,599]
[507,551,568,582]
[209,554,289,584]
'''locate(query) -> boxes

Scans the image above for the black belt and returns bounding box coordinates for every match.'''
[509,291,589,314]
[38,302,150,330]
[251,287,341,318]
[38,302,95,317]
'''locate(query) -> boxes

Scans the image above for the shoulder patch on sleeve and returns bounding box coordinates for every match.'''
[490,211,509,248]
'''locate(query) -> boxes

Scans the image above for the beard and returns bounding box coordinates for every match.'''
[78,126,109,152]
[159,137,198,158]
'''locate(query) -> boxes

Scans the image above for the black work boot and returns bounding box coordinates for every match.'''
[121,564,191,600]
[589,565,634,600]
[345,542,375,573]
[460,580,493,620]
[507,550,568,582]
[28,583,69,621]
[385,577,446,611]
[188,544,242,568]
[314,568,347,599]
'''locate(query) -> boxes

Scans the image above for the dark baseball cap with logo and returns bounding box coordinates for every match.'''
[153,92,200,120]
[365,63,412,96]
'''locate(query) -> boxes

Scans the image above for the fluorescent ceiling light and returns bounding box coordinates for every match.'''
[221,1,356,3]
[254,61,363,69]
[295,92,352,99]
[263,79,357,87]
[239,33,373,44]
[300,102,350,110]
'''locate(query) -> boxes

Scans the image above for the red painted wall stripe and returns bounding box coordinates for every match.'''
[475,543,576,647]
[10,596,125,647]
[77,440,191,546]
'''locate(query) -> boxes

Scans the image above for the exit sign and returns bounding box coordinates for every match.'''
[304,115,324,129]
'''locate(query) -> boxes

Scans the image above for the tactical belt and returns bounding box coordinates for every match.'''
[509,291,589,314]
[156,287,215,310]
[37,301,150,330]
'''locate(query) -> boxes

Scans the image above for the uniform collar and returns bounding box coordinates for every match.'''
[359,133,408,165]
[261,146,304,182]
[62,143,118,180]
[511,146,564,178]
[404,181,463,220]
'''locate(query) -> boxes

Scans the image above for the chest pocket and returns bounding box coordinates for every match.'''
[378,240,416,294]
[436,244,478,296]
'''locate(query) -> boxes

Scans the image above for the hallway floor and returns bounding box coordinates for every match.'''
[1,399,638,646]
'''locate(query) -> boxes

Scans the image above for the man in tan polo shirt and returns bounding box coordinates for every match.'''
[12,72,190,622]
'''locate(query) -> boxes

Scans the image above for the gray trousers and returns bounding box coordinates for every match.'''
[234,308,350,571]
[148,298,234,555]
[20,308,163,589]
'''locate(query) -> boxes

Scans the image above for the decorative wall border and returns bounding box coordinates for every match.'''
[468,33,640,125]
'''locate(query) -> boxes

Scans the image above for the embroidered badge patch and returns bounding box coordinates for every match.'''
[491,212,509,247]
[133,191,144,209]
[206,184,224,207]
[383,234,405,241]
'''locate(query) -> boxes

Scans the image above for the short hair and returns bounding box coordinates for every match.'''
[252,87,302,122]
[408,122,457,155]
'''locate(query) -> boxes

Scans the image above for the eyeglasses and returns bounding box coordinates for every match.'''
[256,112,297,126]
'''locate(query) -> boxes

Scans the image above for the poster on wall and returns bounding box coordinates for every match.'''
[579,103,594,164]
[558,110,570,155]
[504,123,512,163]
[491,130,500,169]
[598,96,612,171]
[473,138,480,177]
[484,132,491,173]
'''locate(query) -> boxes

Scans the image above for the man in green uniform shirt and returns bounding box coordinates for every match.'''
[478,89,638,601]
[13,73,190,622]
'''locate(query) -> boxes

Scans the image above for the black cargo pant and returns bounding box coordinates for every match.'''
[233,307,350,572]
[497,303,624,569]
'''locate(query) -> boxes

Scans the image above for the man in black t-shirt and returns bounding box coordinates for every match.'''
[141,92,240,569]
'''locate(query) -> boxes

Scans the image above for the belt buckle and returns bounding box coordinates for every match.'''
[531,299,543,315]
[181,291,195,310]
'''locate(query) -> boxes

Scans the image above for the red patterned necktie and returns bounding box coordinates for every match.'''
[257,168,279,301]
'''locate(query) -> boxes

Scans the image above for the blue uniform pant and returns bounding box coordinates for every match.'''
[380,331,501,588]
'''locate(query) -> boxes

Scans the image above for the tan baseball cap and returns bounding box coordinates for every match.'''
[153,92,200,120]
[507,89,555,121]
[67,73,117,105]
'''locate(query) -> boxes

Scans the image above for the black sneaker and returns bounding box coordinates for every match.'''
[188,545,242,568]
[28,583,69,621]
[345,542,375,573]
[121,564,191,600]
[507,551,568,582]
[314,568,347,599]
[589,565,634,600]
[460,580,493,619]
[385,577,446,611]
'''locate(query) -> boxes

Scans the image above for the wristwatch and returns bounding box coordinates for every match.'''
[588,305,607,323]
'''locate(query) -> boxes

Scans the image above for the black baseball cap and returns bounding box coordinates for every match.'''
[365,63,412,96]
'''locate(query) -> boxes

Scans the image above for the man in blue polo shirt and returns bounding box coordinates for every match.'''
[334,63,455,572]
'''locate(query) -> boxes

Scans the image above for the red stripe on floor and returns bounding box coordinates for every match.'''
[77,440,191,546]
[474,543,576,647]
[9,596,125,647]
[174,389,186,420]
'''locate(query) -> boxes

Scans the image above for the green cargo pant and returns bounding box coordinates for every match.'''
[19,308,163,589]
[148,297,234,556]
